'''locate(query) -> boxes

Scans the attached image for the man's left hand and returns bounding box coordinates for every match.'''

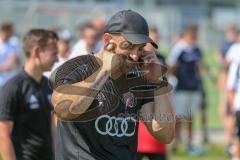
[140,51,165,83]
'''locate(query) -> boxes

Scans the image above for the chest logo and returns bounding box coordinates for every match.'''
[96,92,106,107]
[47,94,52,103]
[29,95,39,109]
[123,92,136,108]
[95,114,137,137]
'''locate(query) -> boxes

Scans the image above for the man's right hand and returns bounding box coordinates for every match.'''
[101,51,126,79]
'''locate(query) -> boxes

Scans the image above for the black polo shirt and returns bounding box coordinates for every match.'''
[0,69,54,160]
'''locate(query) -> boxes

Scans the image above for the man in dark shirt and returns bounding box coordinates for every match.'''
[167,25,203,155]
[51,10,175,160]
[0,29,58,160]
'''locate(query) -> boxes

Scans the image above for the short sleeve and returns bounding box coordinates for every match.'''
[226,44,237,63]
[69,41,88,59]
[167,44,183,66]
[48,55,100,89]
[227,62,239,91]
[0,83,18,121]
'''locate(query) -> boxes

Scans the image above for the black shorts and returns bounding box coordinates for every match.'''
[235,111,240,137]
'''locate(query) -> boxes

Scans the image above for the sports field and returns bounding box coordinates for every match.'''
[170,144,225,160]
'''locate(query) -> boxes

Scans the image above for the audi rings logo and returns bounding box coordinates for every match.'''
[95,115,137,137]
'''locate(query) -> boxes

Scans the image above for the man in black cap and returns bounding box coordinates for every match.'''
[51,10,175,160]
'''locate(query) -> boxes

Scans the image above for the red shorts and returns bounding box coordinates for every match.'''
[137,121,166,153]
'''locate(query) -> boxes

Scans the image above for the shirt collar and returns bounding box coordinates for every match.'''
[21,68,44,87]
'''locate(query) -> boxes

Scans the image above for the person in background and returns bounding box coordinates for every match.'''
[225,32,240,159]
[135,27,168,160]
[226,58,240,160]
[4,22,21,56]
[217,24,238,156]
[219,24,237,66]
[91,15,105,41]
[0,29,58,160]
[0,23,20,87]
[70,22,99,58]
[57,29,71,61]
[167,24,203,155]
[44,29,71,78]
[226,31,240,64]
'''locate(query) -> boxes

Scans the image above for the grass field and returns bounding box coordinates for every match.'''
[200,49,222,129]
[170,144,226,160]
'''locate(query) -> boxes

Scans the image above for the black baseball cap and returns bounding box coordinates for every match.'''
[104,10,158,49]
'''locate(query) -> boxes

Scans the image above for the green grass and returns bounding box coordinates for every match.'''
[170,144,226,160]
[200,49,222,129]
[195,49,223,129]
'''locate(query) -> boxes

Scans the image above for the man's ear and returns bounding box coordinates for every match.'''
[31,45,41,58]
[103,33,112,45]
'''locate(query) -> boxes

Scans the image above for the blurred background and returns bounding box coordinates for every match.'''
[1,0,240,159]
[1,0,240,49]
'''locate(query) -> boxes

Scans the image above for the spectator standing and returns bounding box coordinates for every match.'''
[0,29,58,160]
[70,23,99,58]
[0,23,20,87]
[167,24,203,155]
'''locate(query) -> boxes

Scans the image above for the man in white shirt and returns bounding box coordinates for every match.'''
[0,23,19,87]
[224,32,240,157]
[226,31,240,64]
[227,61,240,160]
[218,25,238,157]
[44,29,71,78]
[70,23,99,59]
